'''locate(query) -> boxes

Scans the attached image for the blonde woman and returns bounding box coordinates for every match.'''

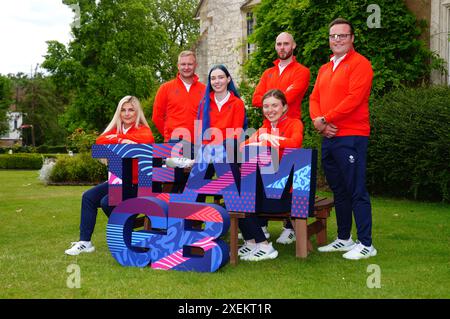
[65,96,154,256]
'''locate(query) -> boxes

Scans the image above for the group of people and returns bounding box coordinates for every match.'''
[65,18,377,263]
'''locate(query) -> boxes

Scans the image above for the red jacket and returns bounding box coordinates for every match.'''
[152,74,206,142]
[242,114,303,159]
[96,125,154,184]
[199,91,246,143]
[252,56,310,120]
[309,49,373,136]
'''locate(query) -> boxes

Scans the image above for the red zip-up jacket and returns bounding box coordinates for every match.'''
[309,49,373,136]
[252,56,310,120]
[96,125,154,184]
[241,114,303,159]
[152,74,206,142]
[199,91,246,143]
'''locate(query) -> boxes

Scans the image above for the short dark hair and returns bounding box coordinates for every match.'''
[329,18,354,35]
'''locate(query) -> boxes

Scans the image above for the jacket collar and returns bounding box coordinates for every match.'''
[273,55,298,68]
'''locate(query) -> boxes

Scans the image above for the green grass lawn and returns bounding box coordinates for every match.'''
[0,169,449,299]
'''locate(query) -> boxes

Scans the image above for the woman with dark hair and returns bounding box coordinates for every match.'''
[65,96,154,256]
[197,64,247,142]
[238,89,304,261]
[166,64,247,168]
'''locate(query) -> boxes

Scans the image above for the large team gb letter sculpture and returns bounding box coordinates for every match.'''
[92,142,317,272]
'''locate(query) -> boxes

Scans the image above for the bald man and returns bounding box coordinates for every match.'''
[249,32,310,245]
[252,32,310,120]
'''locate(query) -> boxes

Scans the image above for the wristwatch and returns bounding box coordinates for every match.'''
[320,117,327,125]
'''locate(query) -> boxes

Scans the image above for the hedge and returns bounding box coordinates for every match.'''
[0,145,67,154]
[367,86,450,202]
[0,154,44,169]
[48,153,107,184]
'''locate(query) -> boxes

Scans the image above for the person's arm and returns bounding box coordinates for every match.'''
[309,67,322,121]
[96,131,119,144]
[240,127,263,150]
[152,85,167,136]
[117,126,155,144]
[323,60,373,123]
[251,70,269,108]
[278,121,303,149]
[233,99,246,129]
[284,67,310,107]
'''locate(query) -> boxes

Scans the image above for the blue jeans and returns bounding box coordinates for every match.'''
[79,182,113,241]
[322,136,372,246]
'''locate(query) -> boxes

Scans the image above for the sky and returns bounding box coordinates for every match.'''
[0,0,75,76]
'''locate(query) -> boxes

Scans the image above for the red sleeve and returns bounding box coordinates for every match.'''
[278,120,303,149]
[309,67,323,120]
[96,130,119,144]
[152,84,167,135]
[284,67,310,108]
[252,70,270,108]
[240,127,265,150]
[324,60,373,123]
[96,126,154,145]
[234,99,246,129]
[117,126,154,144]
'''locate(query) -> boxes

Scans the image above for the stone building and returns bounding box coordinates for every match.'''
[194,0,450,85]
[194,0,260,84]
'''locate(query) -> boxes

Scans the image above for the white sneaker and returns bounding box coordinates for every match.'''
[276,227,295,244]
[317,236,356,252]
[261,226,270,239]
[241,242,278,261]
[238,227,270,241]
[65,241,95,256]
[238,241,257,257]
[342,242,377,260]
[165,157,194,168]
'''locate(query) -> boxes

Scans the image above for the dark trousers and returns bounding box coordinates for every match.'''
[322,136,372,246]
[79,182,113,241]
[79,181,137,241]
[239,197,292,243]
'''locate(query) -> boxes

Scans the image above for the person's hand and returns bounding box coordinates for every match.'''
[258,133,286,147]
[246,142,263,146]
[119,139,137,144]
[321,123,338,138]
[313,117,327,133]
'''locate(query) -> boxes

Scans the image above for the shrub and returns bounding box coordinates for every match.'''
[67,128,99,153]
[0,154,43,169]
[49,153,107,184]
[367,86,450,202]
[36,144,67,154]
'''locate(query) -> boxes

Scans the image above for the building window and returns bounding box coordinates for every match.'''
[246,11,255,56]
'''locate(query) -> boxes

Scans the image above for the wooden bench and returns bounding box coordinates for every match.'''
[228,197,334,265]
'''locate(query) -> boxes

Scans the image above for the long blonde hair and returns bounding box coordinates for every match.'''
[102,96,150,134]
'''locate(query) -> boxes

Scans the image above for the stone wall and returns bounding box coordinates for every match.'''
[195,0,247,85]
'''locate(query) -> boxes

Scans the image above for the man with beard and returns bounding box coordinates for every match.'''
[252,32,310,120]
[249,32,310,245]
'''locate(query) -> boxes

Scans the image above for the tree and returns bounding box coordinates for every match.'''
[0,75,13,136]
[243,0,443,147]
[150,0,200,79]
[43,0,199,133]
[10,71,67,146]
[245,0,441,98]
